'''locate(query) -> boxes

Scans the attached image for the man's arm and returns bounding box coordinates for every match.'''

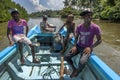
[71,33,79,53]
[74,33,79,46]
[47,22,56,28]
[7,28,14,45]
[91,34,102,49]
[58,24,65,33]
[72,22,76,37]
[83,34,102,55]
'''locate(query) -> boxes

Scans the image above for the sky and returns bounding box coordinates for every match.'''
[12,0,65,14]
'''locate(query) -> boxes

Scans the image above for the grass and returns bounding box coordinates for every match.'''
[0,22,7,40]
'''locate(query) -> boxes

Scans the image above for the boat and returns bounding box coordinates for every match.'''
[0,25,120,80]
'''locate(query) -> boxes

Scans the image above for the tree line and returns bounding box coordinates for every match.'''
[0,0,120,22]
[0,0,28,22]
[61,0,120,22]
[29,10,60,18]
[29,0,120,22]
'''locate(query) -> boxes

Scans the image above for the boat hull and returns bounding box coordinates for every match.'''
[0,25,120,80]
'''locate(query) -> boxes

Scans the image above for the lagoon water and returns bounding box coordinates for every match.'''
[0,18,120,75]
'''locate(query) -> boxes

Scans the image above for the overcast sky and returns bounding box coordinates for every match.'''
[12,0,65,14]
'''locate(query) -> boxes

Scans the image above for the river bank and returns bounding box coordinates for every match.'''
[0,22,8,51]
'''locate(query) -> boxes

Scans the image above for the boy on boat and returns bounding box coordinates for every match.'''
[40,15,56,33]
[58,14,75,53]
[65,8,102,78]
[7,8,39,64]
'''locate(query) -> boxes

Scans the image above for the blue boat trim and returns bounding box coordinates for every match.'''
[89,53,120,79]
[0,45,17,65]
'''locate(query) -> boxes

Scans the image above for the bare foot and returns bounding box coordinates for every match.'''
[64,67,71,75]
[33,59,40,63]
[70,69,79,78]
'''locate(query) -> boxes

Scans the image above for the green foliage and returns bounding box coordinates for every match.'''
[0,0,28,22]
[90,0,120,22]
[100,1,120,22]
[29,10,60,18]
[100,6,111,20]
[60,6,78,18]
[62,0,120,22]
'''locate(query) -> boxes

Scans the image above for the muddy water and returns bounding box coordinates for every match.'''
[0,18,120,75]
[93,20,120,75]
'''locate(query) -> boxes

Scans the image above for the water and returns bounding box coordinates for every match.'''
[28,18,64,32]
[0,18,120,75]
[93,20,120,49]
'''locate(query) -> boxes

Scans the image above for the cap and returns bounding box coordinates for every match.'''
[42,15,48,19]
[9,8,19,15]
[80,8,93,16]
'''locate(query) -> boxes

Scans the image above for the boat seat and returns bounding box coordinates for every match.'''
[35,52,61,57]
[22,58,67,67]
[39,46,51,50]
[36,33,54,46]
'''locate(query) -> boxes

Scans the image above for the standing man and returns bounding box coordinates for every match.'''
[65,9,102,78]
[7,8,39,64]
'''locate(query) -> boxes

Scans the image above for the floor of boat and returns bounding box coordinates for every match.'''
[8,46,95,80]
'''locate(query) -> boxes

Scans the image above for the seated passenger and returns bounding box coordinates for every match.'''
[40,15,56,33]
[58,14,75,53]
[7,8,39,64]
[65,9,102,78]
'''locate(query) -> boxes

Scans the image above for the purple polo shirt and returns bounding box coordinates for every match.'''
[76,23,101,48]
[8,19,27,36]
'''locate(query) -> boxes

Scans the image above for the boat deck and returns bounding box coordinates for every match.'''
[0,33,100,80]
[0,41,97,80]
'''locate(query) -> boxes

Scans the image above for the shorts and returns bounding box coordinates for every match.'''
[13,34,32,44]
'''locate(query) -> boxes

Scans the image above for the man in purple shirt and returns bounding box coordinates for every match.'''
[65,9,102,78]
[7,8,39,64]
